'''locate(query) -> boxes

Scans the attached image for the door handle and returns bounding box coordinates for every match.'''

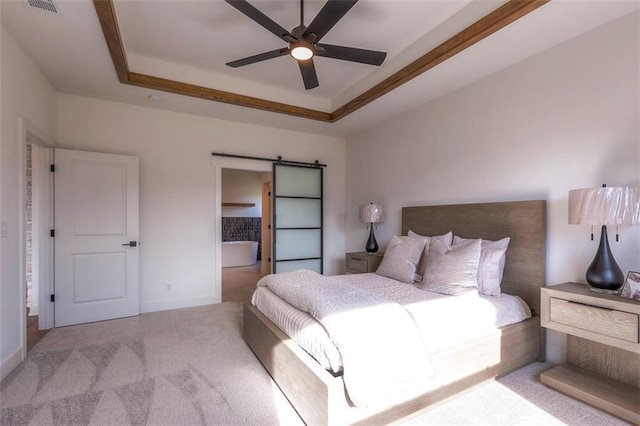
[122,241,138,247]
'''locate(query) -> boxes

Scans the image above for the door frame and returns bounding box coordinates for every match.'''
[211,156,272,302]
[18,116,55,358]
[261,180,272,276]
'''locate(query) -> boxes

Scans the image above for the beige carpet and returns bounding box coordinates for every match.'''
[1,302,628,425]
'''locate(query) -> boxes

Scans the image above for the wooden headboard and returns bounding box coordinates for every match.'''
[402,200,547,314]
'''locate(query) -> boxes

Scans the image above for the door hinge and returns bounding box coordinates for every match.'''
[50,294,55,302]
[268,224,271,229]
[50,229,55,237]
[50,164,55,172]
[268,191,271,196]
[268,257,271,262]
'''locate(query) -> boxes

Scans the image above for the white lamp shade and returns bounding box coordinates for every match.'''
[569,186,640,226]
[359,203,384,224]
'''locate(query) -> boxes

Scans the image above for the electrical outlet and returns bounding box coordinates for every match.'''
[165,282,172,292]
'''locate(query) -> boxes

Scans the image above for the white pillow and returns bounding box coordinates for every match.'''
[420,238,482,290]
[453,235,510,296]
[407,230,452,281]
[375,235,426,284]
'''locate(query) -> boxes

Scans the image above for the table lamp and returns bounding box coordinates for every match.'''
[569,185,640,293]
[359,203,384,253]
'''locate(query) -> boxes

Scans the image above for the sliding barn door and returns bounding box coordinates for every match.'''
[272,164,323,274]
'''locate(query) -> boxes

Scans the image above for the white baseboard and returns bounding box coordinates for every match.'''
[1,347,24,382]
[140,294,219,314]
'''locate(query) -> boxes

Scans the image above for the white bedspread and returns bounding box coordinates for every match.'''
[257,269,435,407]
[253,272,531,374]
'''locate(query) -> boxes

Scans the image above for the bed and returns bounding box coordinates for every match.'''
[243,200,547,425]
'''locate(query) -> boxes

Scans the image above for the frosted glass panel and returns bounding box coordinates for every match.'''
[276,259,322,274]
[276,198,321,228]
[273,164,323,274]
[275,166,321,197]
[275,229,321,260]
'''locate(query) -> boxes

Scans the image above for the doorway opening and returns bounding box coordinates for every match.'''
[23,138,53,351]
[220,168,272,302]
[24,141,48,350]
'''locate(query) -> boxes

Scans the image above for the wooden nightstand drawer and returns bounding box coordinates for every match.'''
[345,252,383,274]
[347,257,368,273]
[550,298,639,343]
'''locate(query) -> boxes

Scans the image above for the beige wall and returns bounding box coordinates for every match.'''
[56,94,346,313]
[222,169,263,218]
[345,12,640,362]
[3,6,638,380]
[1,26,57,377]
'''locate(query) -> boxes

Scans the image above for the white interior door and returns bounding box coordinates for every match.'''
[54,149,139,327]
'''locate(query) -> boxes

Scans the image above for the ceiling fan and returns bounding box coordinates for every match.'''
[225,0,387,90]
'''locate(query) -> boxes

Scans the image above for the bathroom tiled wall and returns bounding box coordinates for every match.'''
[222,217,262,260]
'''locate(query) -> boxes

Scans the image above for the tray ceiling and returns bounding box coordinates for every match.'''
[2,0,638,136]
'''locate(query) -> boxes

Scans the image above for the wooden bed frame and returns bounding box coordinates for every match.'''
[243,200,547,425]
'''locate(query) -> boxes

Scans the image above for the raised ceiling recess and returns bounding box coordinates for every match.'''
[93,0,550,122]
[225,0,387,91]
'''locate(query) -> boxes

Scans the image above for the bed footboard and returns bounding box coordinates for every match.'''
[243,303,345,425]
[243,303,540,426]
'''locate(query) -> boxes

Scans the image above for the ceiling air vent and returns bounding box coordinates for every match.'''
[25,0,58,14]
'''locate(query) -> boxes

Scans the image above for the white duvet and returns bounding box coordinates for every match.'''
[333,273,532,353]
[253,272,531,376]
[257,269,435,408]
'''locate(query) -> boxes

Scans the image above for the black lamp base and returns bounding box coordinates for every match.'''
[586,225,624,294]
[365,224,378,253]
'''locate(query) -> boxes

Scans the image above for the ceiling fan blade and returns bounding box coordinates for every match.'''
[302,0,358,43]
[316,43,386,66]
[225,0,296,43]
[226,48,290,68]
[298,59,319,90]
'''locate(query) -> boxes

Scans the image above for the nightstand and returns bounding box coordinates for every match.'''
[345,252,383,274]
[540,283,640,424]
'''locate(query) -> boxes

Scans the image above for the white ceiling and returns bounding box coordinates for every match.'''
[2,0,639,137]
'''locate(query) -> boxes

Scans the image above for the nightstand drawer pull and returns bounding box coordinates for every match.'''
[550,298,639,343]
[566,300,614,311]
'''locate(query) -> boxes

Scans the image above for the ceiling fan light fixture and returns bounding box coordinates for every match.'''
[224,0,386,90]
[290,41,314,61]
